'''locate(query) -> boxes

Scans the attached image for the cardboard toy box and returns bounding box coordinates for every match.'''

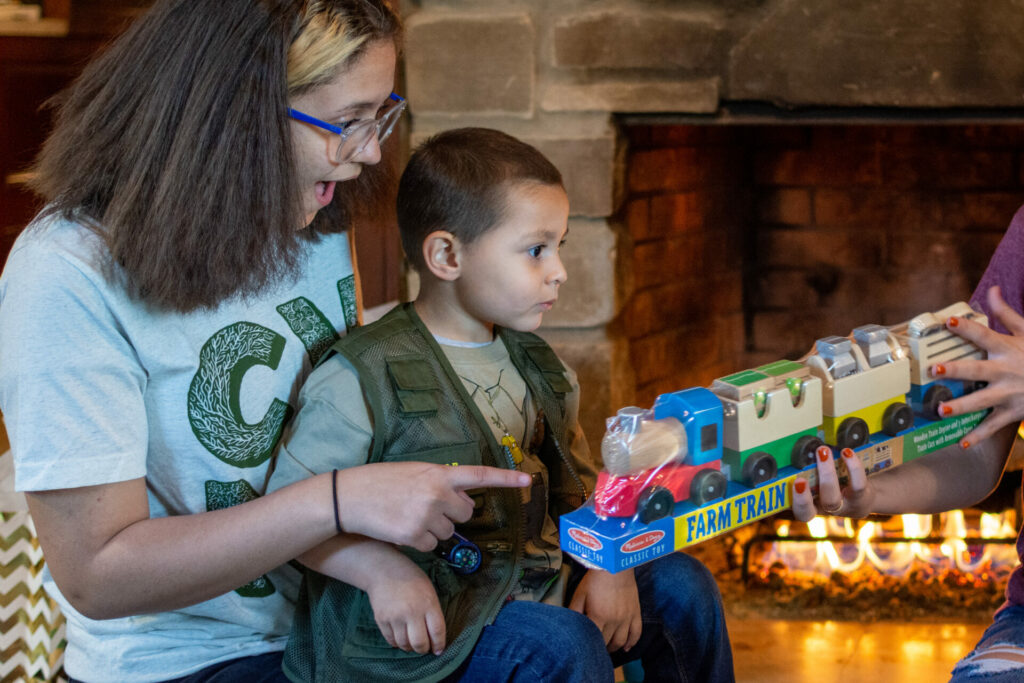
[560,411,986,573]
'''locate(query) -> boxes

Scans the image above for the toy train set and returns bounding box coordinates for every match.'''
[560,302,990,573]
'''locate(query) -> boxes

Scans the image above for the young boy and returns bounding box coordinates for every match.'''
[268,128,734,683]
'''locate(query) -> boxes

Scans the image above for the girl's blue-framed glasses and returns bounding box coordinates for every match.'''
[288,92,406,164]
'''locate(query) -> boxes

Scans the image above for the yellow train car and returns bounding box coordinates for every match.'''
[804,324,912,449]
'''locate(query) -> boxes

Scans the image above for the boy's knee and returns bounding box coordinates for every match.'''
[641,553,723,612]
[546,607,606,647]
[537,609,613,680]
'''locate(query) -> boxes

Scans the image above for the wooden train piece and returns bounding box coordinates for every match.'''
[561,302,989,573]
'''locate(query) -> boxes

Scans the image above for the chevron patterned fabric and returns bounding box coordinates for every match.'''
[0,509,66,683]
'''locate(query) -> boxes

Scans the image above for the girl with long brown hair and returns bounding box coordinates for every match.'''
[0,2,527,680]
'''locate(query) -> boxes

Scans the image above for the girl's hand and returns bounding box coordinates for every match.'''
[791,447,873,521]
[336,463,530,551]
[568,568,642,653]
[931,286,1024,448]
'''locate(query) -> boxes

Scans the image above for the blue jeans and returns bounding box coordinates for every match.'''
[445,552,735,683]
[140,652,289,683]
[950,604,1024,682]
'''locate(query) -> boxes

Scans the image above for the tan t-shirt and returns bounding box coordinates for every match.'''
[441,337,573,604]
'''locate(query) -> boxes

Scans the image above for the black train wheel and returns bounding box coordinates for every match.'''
[835,417,869,450]
[791,435,824,469]
[637,486,675,523]
[690,469,728,505]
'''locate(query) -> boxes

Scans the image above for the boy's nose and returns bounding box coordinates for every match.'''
[548,256,567,285]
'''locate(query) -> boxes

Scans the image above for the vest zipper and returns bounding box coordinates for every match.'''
[550,421,589,502]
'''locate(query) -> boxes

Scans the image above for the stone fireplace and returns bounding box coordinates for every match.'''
[398,0,1024,446]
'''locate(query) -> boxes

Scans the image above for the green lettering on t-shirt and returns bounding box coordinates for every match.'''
[205,479,276,598]
[277,297,339,366]
[188,322,293,468]
[338,275,358,330]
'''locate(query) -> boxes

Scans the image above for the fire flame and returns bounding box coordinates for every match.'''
[766,510,1017,580]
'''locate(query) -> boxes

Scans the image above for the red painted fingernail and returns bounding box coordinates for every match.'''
[948,316,960,328]
[841,448,855,459]
[940,404,953,417]
[961,439,971,449]
[933,363,946,376]
[818,449,830,462]
[794,480,807,494]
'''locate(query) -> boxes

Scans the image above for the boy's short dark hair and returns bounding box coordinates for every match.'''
[397,127,564,270]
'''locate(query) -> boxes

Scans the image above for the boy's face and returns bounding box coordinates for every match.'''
[453,182,570,339]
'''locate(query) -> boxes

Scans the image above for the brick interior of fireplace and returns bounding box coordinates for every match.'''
[623,123,1024,408]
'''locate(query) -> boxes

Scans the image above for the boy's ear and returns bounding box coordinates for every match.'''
[421,230,462,281]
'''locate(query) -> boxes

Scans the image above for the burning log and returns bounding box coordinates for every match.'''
[686,510,1017,622]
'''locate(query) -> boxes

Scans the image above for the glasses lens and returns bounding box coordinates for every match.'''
[377,98,407,145]
[335,96,406,163]
[335,120,375,163]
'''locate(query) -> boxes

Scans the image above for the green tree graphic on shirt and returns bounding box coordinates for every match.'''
[188,321,293,468]
[338,274,358,330]
[276,297,338,367]
[205,479,275,597]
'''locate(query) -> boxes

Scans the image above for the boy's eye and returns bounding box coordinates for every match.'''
[528,245,544,258]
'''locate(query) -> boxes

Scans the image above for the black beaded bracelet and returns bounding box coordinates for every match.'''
[331,468,342,534]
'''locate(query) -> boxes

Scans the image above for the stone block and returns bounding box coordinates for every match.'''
[553,10,725,71]
[542,218,618,328]
[730,0,1024,107]
[540,79,719,114]
[538,327,630,449]
[405,13,534,115]
[527,136,616,218]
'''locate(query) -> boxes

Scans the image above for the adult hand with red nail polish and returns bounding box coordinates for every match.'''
[935,285,1024,448]
[791,447,873,521]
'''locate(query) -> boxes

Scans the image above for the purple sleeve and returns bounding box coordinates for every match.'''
[970,204,1024,333]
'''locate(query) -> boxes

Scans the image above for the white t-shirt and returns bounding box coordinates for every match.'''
[0,214,357,682]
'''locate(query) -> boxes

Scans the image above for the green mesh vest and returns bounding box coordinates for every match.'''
[282,303,589,683]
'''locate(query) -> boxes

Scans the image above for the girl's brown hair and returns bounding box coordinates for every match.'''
[30,0,401,312]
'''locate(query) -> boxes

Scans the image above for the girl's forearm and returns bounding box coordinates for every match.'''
[27,472,338,619]
[868,422,1015,515]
